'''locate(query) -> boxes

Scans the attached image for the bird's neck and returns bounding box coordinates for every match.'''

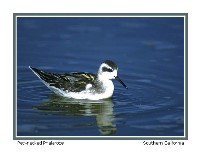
[97,75,114,96]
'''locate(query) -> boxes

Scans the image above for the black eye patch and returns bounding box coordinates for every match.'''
[102,67,113,72]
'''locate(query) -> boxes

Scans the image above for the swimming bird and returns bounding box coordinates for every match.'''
[29,60,127,100]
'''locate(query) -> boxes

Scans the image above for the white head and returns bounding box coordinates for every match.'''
[98,60,118,80]
[98,60,128,89]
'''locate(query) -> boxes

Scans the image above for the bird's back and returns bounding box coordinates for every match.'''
[29,67,97,92]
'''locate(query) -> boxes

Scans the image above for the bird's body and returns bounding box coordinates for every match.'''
[29,60,127,100]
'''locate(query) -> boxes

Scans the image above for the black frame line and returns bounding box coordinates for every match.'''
[13,13,188,140]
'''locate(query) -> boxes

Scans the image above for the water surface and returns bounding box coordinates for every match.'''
[16,17,185,137]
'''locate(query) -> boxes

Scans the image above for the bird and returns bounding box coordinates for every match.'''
[29,60,127,100]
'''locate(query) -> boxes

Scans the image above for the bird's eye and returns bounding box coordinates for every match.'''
[102,67,113,72]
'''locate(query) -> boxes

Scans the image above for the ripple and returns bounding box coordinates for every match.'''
[16,17,185,136]
[17,59,184,136]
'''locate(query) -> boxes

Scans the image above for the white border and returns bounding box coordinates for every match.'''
[14,14,187,140]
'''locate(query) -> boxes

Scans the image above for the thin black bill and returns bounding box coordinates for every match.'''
[115,76,128,89]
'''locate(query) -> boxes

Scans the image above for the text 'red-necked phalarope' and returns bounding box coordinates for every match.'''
[29,60,127,100]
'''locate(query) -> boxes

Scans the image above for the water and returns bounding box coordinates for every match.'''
[16,17,184,137]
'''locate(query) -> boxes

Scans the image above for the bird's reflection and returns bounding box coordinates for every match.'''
[34,94,116,135]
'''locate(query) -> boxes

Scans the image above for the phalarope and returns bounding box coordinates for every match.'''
[29,60,127,100]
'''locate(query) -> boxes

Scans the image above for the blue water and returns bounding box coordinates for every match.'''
[16,17,185,137]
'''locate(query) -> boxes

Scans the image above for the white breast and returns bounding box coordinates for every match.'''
[62,80,114,100]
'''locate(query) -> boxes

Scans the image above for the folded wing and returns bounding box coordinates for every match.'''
[29,67,96,92]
